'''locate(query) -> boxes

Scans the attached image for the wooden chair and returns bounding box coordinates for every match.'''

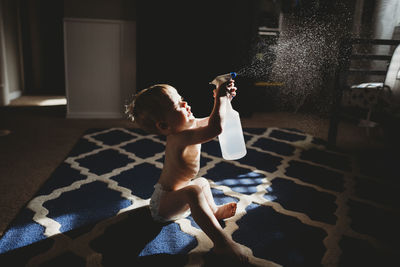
[328,38,400,148]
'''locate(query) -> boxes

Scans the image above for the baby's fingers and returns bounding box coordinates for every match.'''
[227,79,235,88]
[228,86,237,99]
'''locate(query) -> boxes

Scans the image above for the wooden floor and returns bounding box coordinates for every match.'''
[9,96,67,106]
[0,96,393,236]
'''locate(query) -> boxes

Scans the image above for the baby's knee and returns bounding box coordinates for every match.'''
[193,177,209,188]
[184,184,203,204]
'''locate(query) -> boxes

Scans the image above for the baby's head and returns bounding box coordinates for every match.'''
[125,84,177,134]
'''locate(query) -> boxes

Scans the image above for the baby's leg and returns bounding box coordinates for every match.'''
[192,177,237,220]
[157,185,248,264]
[158,185,225,242]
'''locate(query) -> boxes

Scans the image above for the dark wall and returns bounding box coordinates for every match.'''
[21,0,65,95]
[136,0,257,116]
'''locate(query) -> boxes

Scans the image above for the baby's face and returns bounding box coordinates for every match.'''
[164,88,195,133]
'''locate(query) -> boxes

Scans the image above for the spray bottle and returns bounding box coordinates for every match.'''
[210,72,247,160]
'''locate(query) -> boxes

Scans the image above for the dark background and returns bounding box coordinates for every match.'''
[18,0,357,116]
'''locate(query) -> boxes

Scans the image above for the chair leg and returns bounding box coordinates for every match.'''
[358,109,378,136]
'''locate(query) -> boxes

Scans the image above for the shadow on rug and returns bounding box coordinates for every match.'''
[0,128,398,266]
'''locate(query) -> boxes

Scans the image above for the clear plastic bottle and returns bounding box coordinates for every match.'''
[210,72,247,160]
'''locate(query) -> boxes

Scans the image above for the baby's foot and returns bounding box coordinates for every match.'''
[213,240,249,266]
[214,202,237,220]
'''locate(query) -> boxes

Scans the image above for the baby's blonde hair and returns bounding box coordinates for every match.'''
[125,84,175,134]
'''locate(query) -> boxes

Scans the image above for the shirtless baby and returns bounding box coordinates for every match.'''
[125,79,248,264]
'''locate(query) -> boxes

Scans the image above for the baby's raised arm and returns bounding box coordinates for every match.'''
[195,117,210,127]
[177,80,237,145]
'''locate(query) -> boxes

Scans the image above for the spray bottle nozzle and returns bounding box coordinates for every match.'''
[210,72,237,87]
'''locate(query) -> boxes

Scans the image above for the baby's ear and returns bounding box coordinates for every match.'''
[156,121,169,133]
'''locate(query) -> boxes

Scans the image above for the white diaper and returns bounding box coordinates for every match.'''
[149,183,191,223]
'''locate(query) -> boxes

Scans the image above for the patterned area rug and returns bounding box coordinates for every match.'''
[0,127,398,266]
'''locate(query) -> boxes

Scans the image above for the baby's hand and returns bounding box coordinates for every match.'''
[213,80,237,100]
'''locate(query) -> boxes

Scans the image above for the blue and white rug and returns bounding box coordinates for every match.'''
[0,127,398,266]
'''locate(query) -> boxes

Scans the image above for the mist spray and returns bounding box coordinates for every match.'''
[210,72,247,160]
